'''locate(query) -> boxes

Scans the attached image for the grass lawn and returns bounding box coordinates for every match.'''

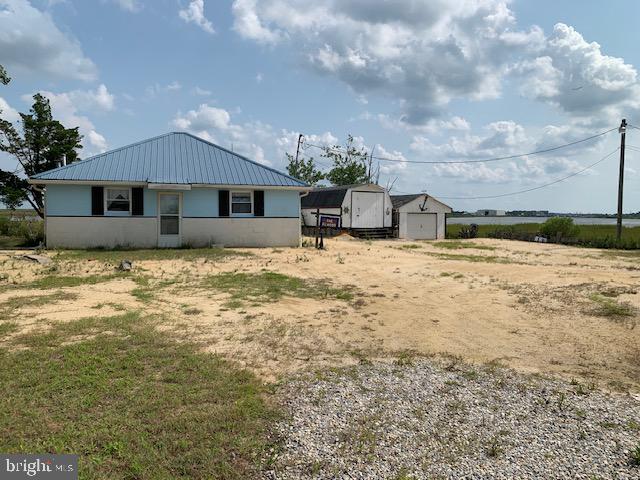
[0,312,277,479]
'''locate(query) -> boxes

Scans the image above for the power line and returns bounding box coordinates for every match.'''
[430,147,619,200]
[304,127,617,165]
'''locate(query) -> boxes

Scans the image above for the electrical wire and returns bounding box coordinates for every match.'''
[303,127,617,165]
[430,147,620,200]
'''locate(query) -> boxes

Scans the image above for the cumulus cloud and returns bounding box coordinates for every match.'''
[172,103,276,165]
[230,0,543,125]
[511,23,639,126]
[179,0,214,34]
[0,0,97,81]
[23,85,116,154]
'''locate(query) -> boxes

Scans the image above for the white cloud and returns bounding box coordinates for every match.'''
[24,85,116,154]
[106,0,141,12]
[192,86,212,96]
[230,0,542,124]
[0,0,97,81]
[231,2,640,131]
[232,0,284,45]
[145,81,182,98]
[179,0,214,34]
[172,103,275,165]
[0,96,20,123]
[255,72,263,83]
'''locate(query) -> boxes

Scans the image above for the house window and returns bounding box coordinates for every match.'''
[105,188,131,214]
[231,191,252,214]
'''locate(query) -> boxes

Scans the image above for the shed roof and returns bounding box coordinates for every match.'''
[391,193,453,211]
[301,184,383,209]
[31,132,307,188]
[391,194,421,209]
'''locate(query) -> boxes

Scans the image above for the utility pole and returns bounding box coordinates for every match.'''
[295,134,304,163]
[616,119,627,241]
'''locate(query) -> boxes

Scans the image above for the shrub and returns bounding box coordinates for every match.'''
[458,224,478,239]
[5,218,44,246]
[540,217,580,241]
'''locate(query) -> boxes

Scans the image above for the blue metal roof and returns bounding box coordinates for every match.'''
[31,132,307,187]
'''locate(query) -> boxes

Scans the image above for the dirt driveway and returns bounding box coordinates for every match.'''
[2,237,640,391]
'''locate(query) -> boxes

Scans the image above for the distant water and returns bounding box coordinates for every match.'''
[448,216,640,227]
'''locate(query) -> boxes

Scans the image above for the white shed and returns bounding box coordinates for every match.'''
[301,184,393,233]
[391,194,452,240]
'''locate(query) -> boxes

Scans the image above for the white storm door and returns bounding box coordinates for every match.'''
[351,192,384,228]
[158,193,181,248]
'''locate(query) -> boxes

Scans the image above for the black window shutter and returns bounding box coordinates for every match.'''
[254,190,264,216]
[131,187,144,216]
[91,186,104,216]
[219,190,229,217]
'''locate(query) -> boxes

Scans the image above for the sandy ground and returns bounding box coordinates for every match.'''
[1,237,639,391]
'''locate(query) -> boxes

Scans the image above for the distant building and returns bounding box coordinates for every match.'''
[476,209,506,216]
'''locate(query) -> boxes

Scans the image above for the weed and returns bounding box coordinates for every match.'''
[183,307,203,315]
[485,435,504,458]
[630,444,640,466]
[588,294,635,319]
[204,271,354,308]
[432,241,496,251]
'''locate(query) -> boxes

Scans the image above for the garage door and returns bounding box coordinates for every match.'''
[351,191,384,228]
[406,213,437,240]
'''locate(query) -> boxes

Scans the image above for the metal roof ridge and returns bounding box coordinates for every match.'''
[175,131,307,186]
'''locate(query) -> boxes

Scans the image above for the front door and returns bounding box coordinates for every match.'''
[158,193,181,248]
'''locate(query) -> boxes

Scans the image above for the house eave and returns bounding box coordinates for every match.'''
[28,179,310,191]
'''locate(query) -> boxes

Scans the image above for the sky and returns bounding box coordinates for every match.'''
[1,0,640,213]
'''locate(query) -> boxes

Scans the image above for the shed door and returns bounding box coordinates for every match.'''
[406,213,437,240]
[351,191,384,229]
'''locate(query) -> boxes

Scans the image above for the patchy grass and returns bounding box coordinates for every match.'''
[56,247,251,263]
[205,271,355,308]
[399,244,422,250]
[1,274,127,292]
[0,312,277,479]
[588,294,636,319]
[423,251,515,264]
[0,321,18,337]
[0,291,78,320]
[432,241,496,251]
[631,444,640,467]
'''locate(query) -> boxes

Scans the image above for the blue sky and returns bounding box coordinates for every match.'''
[1,0,640,213]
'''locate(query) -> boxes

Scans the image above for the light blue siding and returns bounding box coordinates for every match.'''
[265,190,299,217]
[182,189,218,217]
[46,184,91,216]
[46,185,300,219]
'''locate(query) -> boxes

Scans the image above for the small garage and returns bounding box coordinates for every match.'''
[301,184,393,236]
[391,194,452,240]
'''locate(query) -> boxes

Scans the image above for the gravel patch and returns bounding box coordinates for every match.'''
[266,358,640,479]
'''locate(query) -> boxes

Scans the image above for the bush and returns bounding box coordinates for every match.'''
[458,224,478,239]
[11,219,44,246]
[540,217,580,241]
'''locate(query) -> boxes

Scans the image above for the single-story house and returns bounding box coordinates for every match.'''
[301,184,393,233]
[391,194,452,240]
[29,132,308,248]
[476,209,506,216]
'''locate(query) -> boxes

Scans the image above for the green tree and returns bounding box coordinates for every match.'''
[0,64,9,85]
[0,93,83,217]
[323,135,369,186]
[285,153,324,185]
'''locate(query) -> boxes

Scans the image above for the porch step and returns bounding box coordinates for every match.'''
[350,228,395,239]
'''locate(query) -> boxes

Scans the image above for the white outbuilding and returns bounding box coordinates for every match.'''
[391,194,452,240]
[301,184,393,236]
